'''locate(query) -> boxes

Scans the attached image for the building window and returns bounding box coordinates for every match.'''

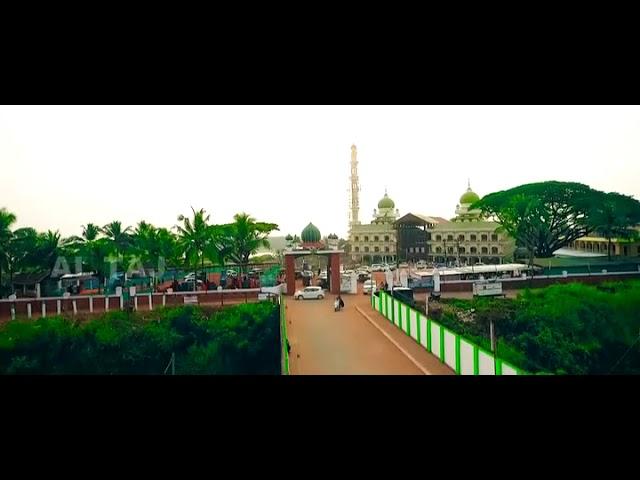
[364,246,369,253]
[435,247,442,253]
[421,247,425,253]
[354,236,359,242]
[458,235,465,241]
[364,236,369,242]
[447,247,454,254]
[491,247,498,254]
[385,247,390,252]
[447,235,453,241]
[481,247,488,254]
[409,247,414,253]
[470,247,477,254]
[384,235,389,242]
[374,236,379,242]
[374,246,380,252]
[470,234,476,241]
[435,235,441,241]
[459,247,466,254]
[354,247,360,252]
[481,234,488,242]
[491,234,498,242]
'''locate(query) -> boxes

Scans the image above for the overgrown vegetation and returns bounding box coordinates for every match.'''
[0,302,280,374]
[431,281,640,374]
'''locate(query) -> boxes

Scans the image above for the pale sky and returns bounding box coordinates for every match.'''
[1,105,639,239]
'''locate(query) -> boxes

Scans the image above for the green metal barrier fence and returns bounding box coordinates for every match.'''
[280,294,289,375]
[371,291,526,375]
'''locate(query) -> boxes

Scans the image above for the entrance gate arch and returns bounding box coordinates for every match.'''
[284,250,343,295]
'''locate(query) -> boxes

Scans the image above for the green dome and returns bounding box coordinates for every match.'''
[460,189,480,204]
[378,192,395,209]
[301,223,321,243]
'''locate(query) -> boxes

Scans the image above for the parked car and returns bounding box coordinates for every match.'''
[399,262,409,268]
[363,279,376,295]
[416,261,427,271]
[370,264,384,272]
[183,272,206,282]
[294,286,325,300]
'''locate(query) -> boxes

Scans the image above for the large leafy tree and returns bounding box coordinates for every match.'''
[225,213,278,273]
[473,181,603,259]
[0,208,17,289]
[588,192,640,260]
[6,228,40,286]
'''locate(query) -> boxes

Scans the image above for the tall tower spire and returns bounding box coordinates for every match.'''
[349,144,360,235]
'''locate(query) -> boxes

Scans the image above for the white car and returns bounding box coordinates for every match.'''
[399,262,409,269]
[363,280,376,295]
[294,286,325,300]
[370,264,383,272]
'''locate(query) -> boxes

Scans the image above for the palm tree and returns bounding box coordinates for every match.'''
[176,208,212,288]
[101,221,132,258]
[37,230,63,277]
[0,208,17,291]
[132,221,157,267]
[226,213,278,274]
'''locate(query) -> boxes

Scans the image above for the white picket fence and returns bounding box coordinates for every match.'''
[371,291,524,375]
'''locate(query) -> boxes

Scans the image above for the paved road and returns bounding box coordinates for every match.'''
[286,280,453,375]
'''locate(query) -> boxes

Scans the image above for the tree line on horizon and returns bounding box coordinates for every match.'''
[0,207,279,295]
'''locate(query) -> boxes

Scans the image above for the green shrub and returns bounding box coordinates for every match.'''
[0,301,280,375]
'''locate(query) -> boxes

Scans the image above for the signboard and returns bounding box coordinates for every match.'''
[408,277,434,288]
[473,281,503,297]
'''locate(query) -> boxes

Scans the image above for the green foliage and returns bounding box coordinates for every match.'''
[435,281,640,374]
[0,302,280,375]
[473,181,640,259]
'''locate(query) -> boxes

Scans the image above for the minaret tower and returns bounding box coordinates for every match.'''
[348,144,361,235]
